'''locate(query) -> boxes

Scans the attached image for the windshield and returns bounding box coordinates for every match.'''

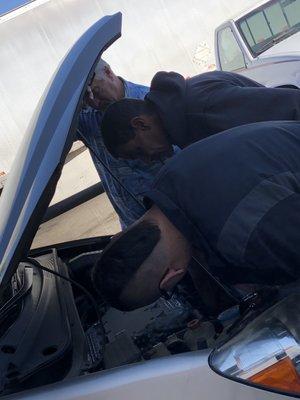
[237,0,300,56]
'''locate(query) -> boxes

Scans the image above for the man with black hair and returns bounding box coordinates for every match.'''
[93,207,190,310]
[101,70,300,162]
[77,59,162,228]
[93,120,300,311]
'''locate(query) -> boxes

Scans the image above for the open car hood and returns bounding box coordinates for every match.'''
[0,12,122,291]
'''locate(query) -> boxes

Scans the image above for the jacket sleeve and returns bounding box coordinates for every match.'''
[204,84,300,134]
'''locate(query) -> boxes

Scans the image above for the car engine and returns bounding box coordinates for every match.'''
[0,242,237,397]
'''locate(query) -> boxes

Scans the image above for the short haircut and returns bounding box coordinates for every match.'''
[92,220,161,310]
[101,98,155,158]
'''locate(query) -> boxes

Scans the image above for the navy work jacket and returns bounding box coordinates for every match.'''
[145,121,300,285]
[146,71,300,148]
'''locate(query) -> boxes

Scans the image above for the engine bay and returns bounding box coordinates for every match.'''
[0,239,240,397]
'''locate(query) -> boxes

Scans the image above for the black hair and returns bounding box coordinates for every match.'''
[92,220,161,310]
[101,98,155,158]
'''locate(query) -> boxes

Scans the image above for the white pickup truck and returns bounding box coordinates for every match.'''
[214,0,300,88]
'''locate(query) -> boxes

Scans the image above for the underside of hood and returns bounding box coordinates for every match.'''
[0,12,122,292]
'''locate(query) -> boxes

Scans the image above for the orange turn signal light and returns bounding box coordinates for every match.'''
[250,357,300,394]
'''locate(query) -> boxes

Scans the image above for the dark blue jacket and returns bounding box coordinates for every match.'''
[145,121,300,285]
[146,71,300,148]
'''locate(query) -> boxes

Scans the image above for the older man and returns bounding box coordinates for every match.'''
[93,121,300,311]
[77,60,161,228]
[100,70,300,163]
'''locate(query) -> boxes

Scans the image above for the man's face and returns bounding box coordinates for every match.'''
[117,115,174,163]
[85,67,123,111]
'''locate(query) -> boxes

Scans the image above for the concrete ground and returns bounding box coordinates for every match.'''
[32,143,121,249]
[32,192,121,248]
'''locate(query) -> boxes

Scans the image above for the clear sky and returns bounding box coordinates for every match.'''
[0,0,33,15]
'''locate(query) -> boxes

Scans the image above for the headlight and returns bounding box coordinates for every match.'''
[210,294,300,396]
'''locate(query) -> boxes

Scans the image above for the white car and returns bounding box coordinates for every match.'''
[214,0,300,87]
[1,12,300,400]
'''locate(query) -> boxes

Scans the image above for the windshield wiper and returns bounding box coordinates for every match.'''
[272,25,300,45]
[254,25,300,56]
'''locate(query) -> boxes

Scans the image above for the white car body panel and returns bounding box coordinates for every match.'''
[238,57,300,87]
[6,351,296,400]
[261,31,300,57]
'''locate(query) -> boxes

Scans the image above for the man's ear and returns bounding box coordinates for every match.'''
[130,116,150,131]
[159,268,186,292]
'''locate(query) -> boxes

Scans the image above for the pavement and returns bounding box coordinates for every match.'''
[32,192,121,248]
[1,142,121,249]
[32,143,121,249]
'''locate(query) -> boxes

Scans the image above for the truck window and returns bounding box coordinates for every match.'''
[218,27,246,71]
[237,0,300,56]
[283,0,300,26]
[265,2,288,34]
